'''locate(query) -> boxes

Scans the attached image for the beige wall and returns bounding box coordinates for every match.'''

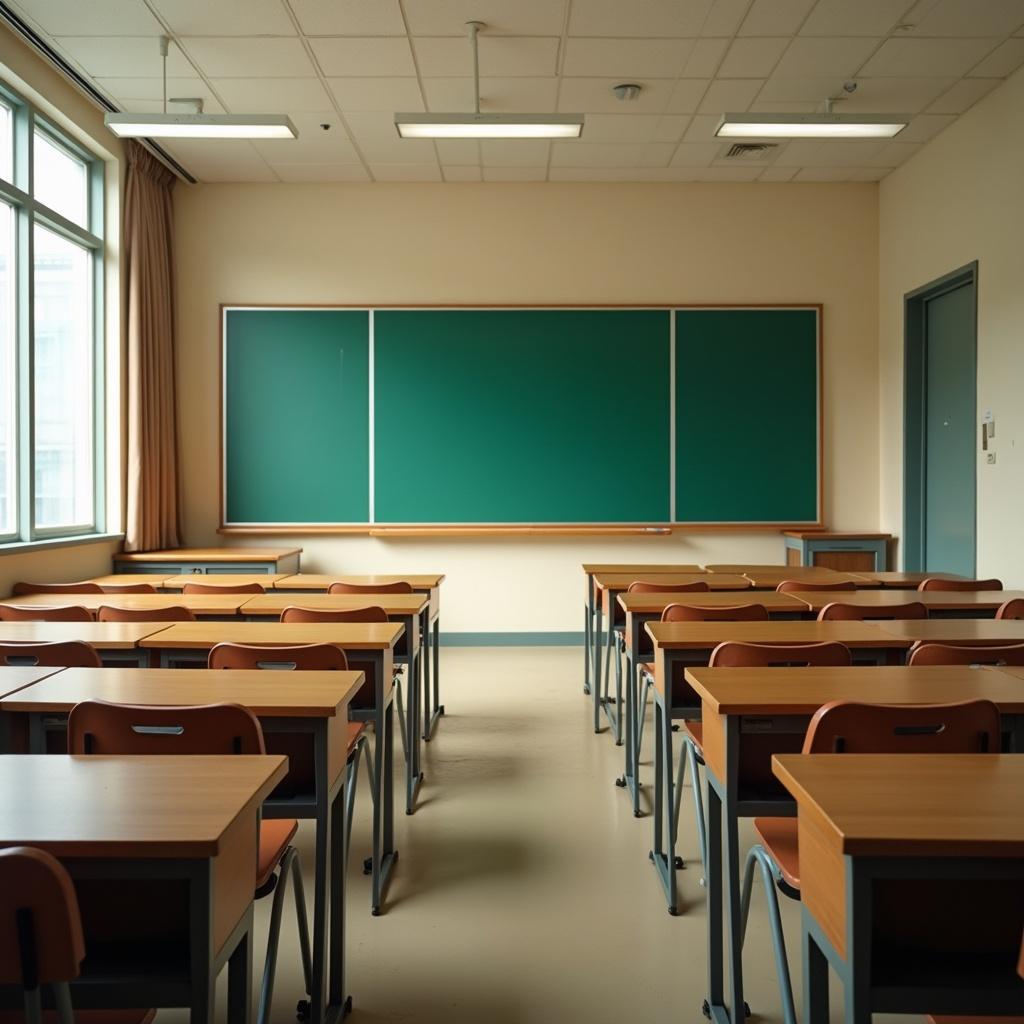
[879,67,1024,586]
[176,181,879,632]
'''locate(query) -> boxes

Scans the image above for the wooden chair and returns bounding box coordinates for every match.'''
[181,581,265,595]
[918,577,1004,592]
[742,699,1001,1024]
[0,606,93,622]
[818,601,928,621]
[97,584,157,594]
[0,641,101,668]
[775,580,856,593]
[996,598,1024,621]
[96,606,196,622]
[908,642,1024,667]
[11,582,102,596]
[67,700,312,1024]
[0,845,155,1024]
[328,581,413,595]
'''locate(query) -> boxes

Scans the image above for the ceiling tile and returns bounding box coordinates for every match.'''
[718,37,790,77]
[926,76,1001,112]
[799,0,912,37]
[773,37,882,77]
[97,74,216,103]
[860,38,997,77]
[370,163,443,180]
[758,164,799,180]
[150,0,295,35]
[558,77,675,113]
[212,78,332,114]
[271,163,371,182]
[434,140,480,163]
[697,165,763,180]
[683,113,724,140]
[480,140,551,165]
[697,79,763,113]
[839,77,959,112]
[548,166,702,180]
[403,0,567,36]
[345,112,437,160]
[666,78,710,112]
[442,165,483,180]
[701,0,752,36]
[482,166,548,180]
[774,139,887,165]
[568,0,716,38]
[53,36,194,77]
[739,0,817,37]
[562,38,694,78]
[289,0,407,35]
[654,114,691,140]
[181,37,315,77]
[895,113,957,142]
[969,38,1024,76]
[414,36,559,76]
[12,0,162,35]
[905,0,1024,37]
[328,77,425,112]
[549,141,675,166]
[867,140,921,165]
[681,37,729,76]
[669,141,720,165]
[757,75,848,101]
[163,139,277,182]
[252,113,362,161]
[792,166,866,180]
[579,113,672,142]
[310,37,416,76]
[422,77,558,111]
[851,167,888,180]
[748,99,820,111]
[112,96,226,114]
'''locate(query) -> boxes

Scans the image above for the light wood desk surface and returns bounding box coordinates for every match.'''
[241,592,428,617]
[706,564,840,574]
[0,665,65,698]
[595,572,750,591]
[646,619,908,651]
[876,619,1024,644]
[582,563,705,575]
[786,589,1024,613]
[115,547,302,563]
[0,753,287,857]
[0,621,173,649]
[1,667,365,718]
[619,591,804,614]
[139,620,404,651]
[162,573,292,590]
[271,573,446,591]
[87,573,178,588]
[743,569,869,589]
[852,570,969,587]
[0,592,253,616]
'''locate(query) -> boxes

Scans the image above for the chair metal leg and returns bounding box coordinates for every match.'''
[23,987,42,1024]
[289,852,313,995]
[345,753,360,862]
[635,671,652,761]
[676,737,708,885]
[53,982,74,1024]
[258,845,306,1024]
[394,674,408,763]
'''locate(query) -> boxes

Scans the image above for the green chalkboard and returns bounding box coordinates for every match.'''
[373,310,671,523]
[674,308,820,523]
[224,309,370,524]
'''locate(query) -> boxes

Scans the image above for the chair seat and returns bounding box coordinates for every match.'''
[682,720,702,751]
[257,817,298,890]
[639,662,654,679]
[0,1012,156,1024]
[347,721,367,757]
[753,817,800,889]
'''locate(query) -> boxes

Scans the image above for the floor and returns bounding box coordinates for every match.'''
[159,647,922,1023]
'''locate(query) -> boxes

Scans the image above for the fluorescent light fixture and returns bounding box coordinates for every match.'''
[715,112,908,139]
[105,113,298,139]
[395,113,584,139]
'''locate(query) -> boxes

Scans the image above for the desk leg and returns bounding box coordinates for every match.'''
[227,916,253,1024]
[802,911,830,1024]
[406,617,424,815]
[617,649,642,817]
[592,605,604,734]
[722,759,746,1024]
[189,865,216,1024]
[422,616,443,740]
[371,652,397,915]
[583,578,593,696]
[649,692,679,915]
[705,779,726,1023]
[329,771,351,1020]
[310,722,331,1024]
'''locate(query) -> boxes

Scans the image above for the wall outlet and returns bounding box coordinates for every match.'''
[986,452,997,464]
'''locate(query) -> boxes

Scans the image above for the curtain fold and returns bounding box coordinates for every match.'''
[123,140,181,551]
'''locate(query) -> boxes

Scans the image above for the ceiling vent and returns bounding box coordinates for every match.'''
[721,142,779,161]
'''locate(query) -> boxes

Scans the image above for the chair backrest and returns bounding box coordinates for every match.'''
[996,598,1024,621]
[662,602,769,622]
[0,605,93,622]
[280,605,387,624]
[96,605,196,623]
[804,699,1001,754]
[918,577,1004,592]
[627,580,710,594]
[208,642,348,671]
[68,700,265,755]
[11,581,103,596]
[907,642,1024,667]
[0,846,85,987]
[818,601,928,622]
[0,641,101,668]
[709,641,853,668]
[776,580,857,593]
[182,582,265,595]
[328,581,413,595]
[98,583,157,594]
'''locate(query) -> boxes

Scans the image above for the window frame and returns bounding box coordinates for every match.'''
[0,78,105,544]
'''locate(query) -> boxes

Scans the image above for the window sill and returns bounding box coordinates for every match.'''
[0,532,124,556]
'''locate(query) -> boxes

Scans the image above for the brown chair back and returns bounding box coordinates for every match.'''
[776,580,856,593]
[0,605,93,622]
[627,580,710,594]
[208,642,348,671]
[804,699,1001,754]
[68,700,265,756]
[709,641,853,668]
[11,582,102,596]
[918,577,1003,592]
[0,641,101,668]
[818,601,928,622]
[280,605,387,624]
[907,642,1024,667]
[182,582,265,595]
[329,581,413,595]
[662,603,769,622]
[99,583,157,594]
[97,605,196,623]
[0,846,85,986]
[996,598,1024,621]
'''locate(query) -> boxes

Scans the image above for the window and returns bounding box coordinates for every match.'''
[0,82,105,544]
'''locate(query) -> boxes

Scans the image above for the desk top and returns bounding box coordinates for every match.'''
[582,563,705,575]
[646,619,907,650]
[852,571,967,587]
[705,564,837,574]
[139,620,404,650]
[162,574,292,590]
[876,620,1024,644]
[773,754,1024,857]
[782,531,891,540]
[271,573,446,591]
[1,667,366,718]
[619,591,805,613]
[0,665,65,699]
[786,589,1024,613]
[114,547,302,563]
[685,665,1024,716]
[594,572,750,591]
[743,569,868,589]
[0,754,288,857]
[0,593,253,616]
[88,574,178,588]
[0,622,172,649]
[241,592,429,617]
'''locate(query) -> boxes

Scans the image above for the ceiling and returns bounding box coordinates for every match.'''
[11,0,1024,183]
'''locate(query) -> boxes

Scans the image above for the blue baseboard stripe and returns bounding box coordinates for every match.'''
[440,632,583,647]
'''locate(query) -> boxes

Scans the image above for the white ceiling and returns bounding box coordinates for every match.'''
[12,0,1024,183]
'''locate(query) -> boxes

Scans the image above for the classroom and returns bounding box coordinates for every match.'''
[0,1,1022,1022]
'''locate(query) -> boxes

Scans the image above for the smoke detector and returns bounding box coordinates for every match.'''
[612,83,642,101]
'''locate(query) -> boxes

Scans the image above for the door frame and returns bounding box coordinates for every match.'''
[903,261,978,573]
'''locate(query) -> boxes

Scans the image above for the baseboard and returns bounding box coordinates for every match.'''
[440,631,583,647]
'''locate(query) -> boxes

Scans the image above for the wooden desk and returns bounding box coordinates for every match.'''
[0,753,287,1023]
[743,569,869,590]
[113,546,302,575]
[782,530,890,572]
[272,574,447,742]
[88,573,178,588]
[686,665,1024,1024]
[876,619,1024,645]
[851,570,967,587]
[773,754,1024,1023]
[0,592,253,617]
[705,564,834,574]
[0,664,64,698]
[141,621,403,914]
[787,588,1024,617]
[162,573,292,590]
[0,622,172,666]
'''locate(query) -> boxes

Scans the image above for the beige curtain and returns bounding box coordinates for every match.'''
[123,141,181,551]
